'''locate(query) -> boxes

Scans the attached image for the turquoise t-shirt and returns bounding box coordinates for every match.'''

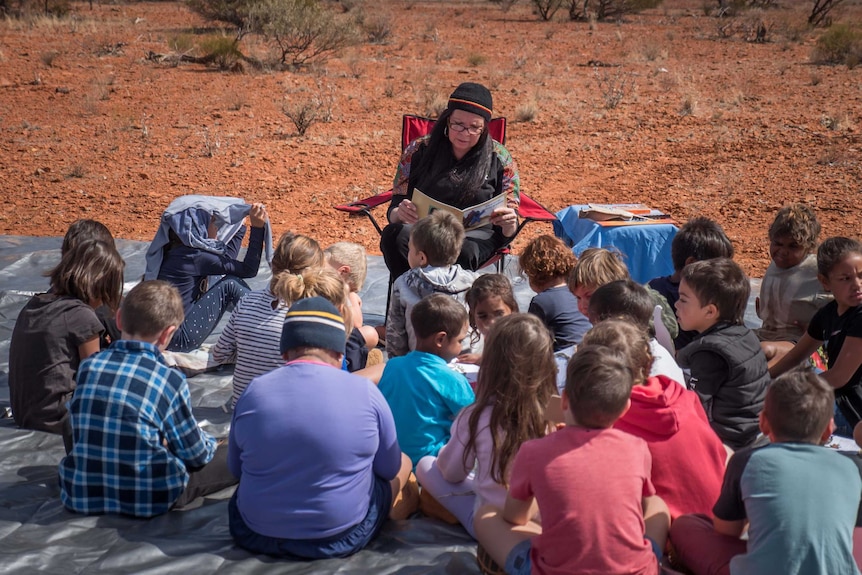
[378,351,474,466]
[715,442,862,575]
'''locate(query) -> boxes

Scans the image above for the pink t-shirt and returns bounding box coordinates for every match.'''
[509,426,659,575]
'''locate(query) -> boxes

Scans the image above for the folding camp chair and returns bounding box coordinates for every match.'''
[335,114,558,272]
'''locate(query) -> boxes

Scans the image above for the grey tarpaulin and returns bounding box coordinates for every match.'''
[0,235,544,575]
[0,235,762,574]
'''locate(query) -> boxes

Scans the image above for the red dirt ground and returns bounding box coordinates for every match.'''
[0,0,860,276]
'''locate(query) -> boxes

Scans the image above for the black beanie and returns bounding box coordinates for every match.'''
[280,297,346,355]
[447,82,493,123]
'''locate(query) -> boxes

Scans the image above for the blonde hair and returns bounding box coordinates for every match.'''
[271,267,352,332]
[272,232,323,274]
[567,247,630,292]
[325,242,368,292]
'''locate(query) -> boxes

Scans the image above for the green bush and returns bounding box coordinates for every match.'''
[187,0,359,68]
[245,0,359,67]
[812,24,862,66]
[198,34,243,69]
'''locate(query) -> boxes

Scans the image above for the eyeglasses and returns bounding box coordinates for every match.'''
[448,121,484,136]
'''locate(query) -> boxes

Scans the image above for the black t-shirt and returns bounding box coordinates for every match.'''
[807,301,862,424]
[9,294,103,434]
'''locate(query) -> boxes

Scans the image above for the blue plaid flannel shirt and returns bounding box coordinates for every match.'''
[59,340,216,517]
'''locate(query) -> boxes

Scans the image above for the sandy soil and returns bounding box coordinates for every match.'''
[0,0,860,275]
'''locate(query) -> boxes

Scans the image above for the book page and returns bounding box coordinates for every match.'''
[412,188,507,231]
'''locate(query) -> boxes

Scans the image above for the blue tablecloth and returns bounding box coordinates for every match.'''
[553,205,678,284]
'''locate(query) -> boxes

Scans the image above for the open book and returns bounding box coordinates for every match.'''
[412,188,507,232]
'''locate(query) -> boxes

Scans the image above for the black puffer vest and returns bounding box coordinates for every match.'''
[677,323,770,449]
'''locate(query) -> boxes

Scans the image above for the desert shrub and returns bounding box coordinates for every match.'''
[812,23,862,65]
[594,68,634,109]
[169,34,197,54]
[640,39,663,60]
[809,0,843,27]
[282,93,321,136]
[714,0,775,17]
[569,0,662,21]
[40,50,58,67]
[532,0,563,20]
[199,34,243,69]
[514,100,538,122]
[246,0,359,67]
[467,53,487,66]
[421,91,448,118]
[361,11,392,43]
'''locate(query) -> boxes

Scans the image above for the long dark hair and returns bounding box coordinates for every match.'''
[463,313,556,484]
[411,108,494,205]
[48,239,125,311]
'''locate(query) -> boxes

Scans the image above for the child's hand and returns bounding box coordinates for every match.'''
[249,203,268,227]
[457,352,481,365]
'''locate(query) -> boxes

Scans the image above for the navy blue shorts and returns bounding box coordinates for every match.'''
[229,474,391,559]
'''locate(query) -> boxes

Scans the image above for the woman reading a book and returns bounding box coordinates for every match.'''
[380,82,521,278]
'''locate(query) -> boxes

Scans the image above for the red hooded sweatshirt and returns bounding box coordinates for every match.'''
[615,375,727,519]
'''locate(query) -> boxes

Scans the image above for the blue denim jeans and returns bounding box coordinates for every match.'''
[167,276,250,352]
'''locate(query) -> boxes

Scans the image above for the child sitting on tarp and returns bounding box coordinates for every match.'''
[61,219,122,348]
[325,241,381,368]
[647,216,734,351]
[474,345,670,575]
[757,204,831,367]
[675,258,770,450]
[568,249,680,383]
[228,297,416,559]
[520,235,590,352]
[59,281,236,517]
[212,231,326,408]
[379,294,475,467]
[582,319,727,520]
[9,238,124,445]
[385,211,475,358]
[456,273,518,365]
[670,369,862,575]
[144,195,271,352]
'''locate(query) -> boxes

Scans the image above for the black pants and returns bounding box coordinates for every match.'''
[379,223,508,279]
